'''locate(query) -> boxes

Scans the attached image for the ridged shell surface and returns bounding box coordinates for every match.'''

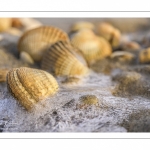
[71,29,112,64]
[70,21,95,32]
[41,41,89,76]
[18,26,70,62]
[7,67,59,110]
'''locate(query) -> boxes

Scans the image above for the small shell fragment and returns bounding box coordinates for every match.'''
[7,67,59,110]
[18,26,70,62]
[20,51,34,65]
[71,29,112,64]
[139,48,150,64]
[111,51,135,62]
[78,95,99,108]
[97,22,121,48]
[41,40,89,77]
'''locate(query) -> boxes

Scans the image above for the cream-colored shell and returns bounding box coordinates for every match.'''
[18,26,70,62]
[70,21,95,32]
[20,51,34,65]
[139,48,150,64]
[97,22,121,48]
[71,29,112,64]
[7,67,59,110]
[0,18,12,32]
[41,41,89,76]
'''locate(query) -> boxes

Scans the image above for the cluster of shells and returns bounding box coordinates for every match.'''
[0,19,149,111]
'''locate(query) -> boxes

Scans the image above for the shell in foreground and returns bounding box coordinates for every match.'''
[7,67,59,110]
[18,26,70,62]
[41,41,89,76]
[70,21,95,32]
[96,22,121,48]
[71,29,112,64]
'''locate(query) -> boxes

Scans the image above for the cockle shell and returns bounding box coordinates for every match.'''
[7,67,59,110]
[70,21,95,32]
[139,48,150,64]
[0,18,12,32]
[41,40,89,76]
[71,29,112,64]
[97,22,121,48]
[18,26,70,62]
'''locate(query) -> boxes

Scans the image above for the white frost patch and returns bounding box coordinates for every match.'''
[0,72,150,132]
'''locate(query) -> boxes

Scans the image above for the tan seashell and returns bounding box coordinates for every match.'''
[111,51,135,62]
[122,41,141,51]
[97,22,121,48]
[70,21,95,32]
[0,18,12,32]
[7,67,59,110]
[0,69,9,82]
[18,26,70,62]
[78,95,99,108]
[41,40,89,76]
[71,29,112,64]
[11,18,23,28]
[20,51,34,65]
[139,48,150,64]
[19,18,42,31]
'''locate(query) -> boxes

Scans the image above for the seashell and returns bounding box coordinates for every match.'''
[78,95,99,108]
[139,48,150,64]
[18,26,70,62]
[19,18,42,31]
[111,51,135,62]
[41,40,89,76]
[122,41,141,51]
[11,18,23,28]
[20,51,34,65]
[70,21,95,32]
[71,29,112,64]
[0,18,12,32]
[96,22,121,48]
[0,69,9,82]
[7,67,59,110]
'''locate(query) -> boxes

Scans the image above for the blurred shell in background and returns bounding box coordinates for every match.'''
[19,18,42,31]
[7,67,59,110]
[71,29,112,64]
[41,40,89,77]
[20,51,34,65]
[18,26,70,62]
[111,51,135,63]
[70,21,95,32]
[0,18,12,32]
[96,22,121,48]
[139,47,150,64]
